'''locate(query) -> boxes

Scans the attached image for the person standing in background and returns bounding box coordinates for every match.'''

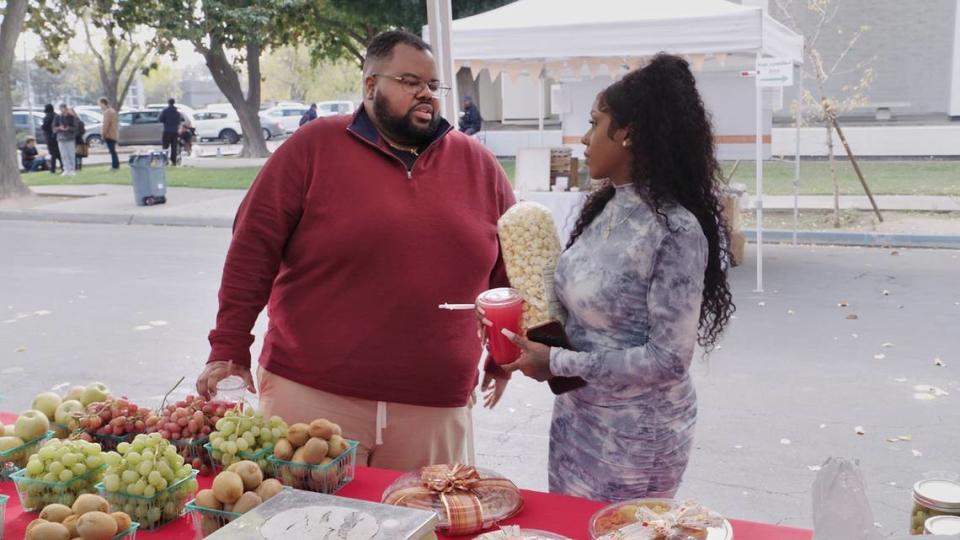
[299,103,318,127]
[41,104,62,174]
[99,97,120,170]
[158,98,182,165]
[53,104,78,177]
[73,108,86,171]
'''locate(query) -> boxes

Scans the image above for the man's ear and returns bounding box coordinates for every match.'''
[363,74,376,101]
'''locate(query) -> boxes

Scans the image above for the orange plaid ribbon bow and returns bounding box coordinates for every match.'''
[384,464,522,536]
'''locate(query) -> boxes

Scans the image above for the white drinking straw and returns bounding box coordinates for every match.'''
[438,303,476,310]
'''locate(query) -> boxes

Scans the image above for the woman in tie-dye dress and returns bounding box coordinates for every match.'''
[499,54,736,501]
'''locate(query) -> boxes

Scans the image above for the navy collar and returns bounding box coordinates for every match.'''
[348,105,452,152]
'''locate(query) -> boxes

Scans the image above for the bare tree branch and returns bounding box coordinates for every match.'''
[828,26,867,75]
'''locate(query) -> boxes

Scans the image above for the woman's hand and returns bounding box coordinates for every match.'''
[480,371,509,408]
[500,329,553,382]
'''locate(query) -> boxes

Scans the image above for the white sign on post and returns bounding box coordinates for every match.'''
[758,57,794,87]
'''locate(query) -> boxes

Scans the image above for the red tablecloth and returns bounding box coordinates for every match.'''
[1,412,812,539]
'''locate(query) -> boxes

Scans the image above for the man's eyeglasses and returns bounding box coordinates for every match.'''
[372,73,451,97]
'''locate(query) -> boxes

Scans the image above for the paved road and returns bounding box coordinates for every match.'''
[0,221,957,535]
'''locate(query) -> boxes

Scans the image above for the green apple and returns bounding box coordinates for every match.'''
[14,410,50,441]
[54,400,84,429]
[0,435,26,452]
[63,386,85,402]
[32,392,63,420]
[80,383,110,406]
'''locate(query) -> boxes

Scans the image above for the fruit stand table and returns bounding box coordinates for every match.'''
[1,412,813,539]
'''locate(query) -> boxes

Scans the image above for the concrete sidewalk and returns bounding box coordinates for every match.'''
[2,184,960,248]
[0,184,242,228]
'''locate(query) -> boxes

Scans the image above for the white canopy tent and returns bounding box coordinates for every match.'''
[427,0,804,292]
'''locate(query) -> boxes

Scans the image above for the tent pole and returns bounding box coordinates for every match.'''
[427,0,458,120]
[538,73,545,146]
[793,63,802,245]
[755,51,764,293]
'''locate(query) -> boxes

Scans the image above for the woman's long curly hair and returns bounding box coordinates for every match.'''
[567,53,735,348]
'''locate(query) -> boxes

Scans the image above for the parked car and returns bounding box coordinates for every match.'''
[262,104,310,134]
[316,101,356,117]
[12,110,46,144]
[145,103,197,116]
[192,109,285,143]
[85,109,194,146]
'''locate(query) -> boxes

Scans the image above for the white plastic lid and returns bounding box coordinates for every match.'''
[477,287,523,307]
[914,479,960,511]
[925,515,960,535]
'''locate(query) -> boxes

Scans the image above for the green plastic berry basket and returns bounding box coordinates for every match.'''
[0,430,54,480]
[172,437,214,473]
[0,494,8,540]
[185,498,243,538]
[10,463,106,512]
[93,432,137,452]
[267,439,358,494]
[113,522,140,539]
[96,469,199,531]
[204,442,274,475]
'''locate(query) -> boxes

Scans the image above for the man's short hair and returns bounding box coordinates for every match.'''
[363,30,432,73]
[25,136,35,143]
[168,98,175,106]
[99,97,109,106]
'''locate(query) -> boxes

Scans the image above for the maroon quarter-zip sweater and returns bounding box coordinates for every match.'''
[208,108,515,407]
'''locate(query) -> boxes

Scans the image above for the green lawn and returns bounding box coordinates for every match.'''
[23,165,261,190]
[723,159,960,197]
[21,158,960,197]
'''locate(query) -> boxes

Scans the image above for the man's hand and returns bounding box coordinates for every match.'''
[195,361,256,400]
[500,329,553,382]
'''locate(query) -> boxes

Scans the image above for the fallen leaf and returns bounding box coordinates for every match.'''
[787,309,795,315]
[149,320,168,327]
[891,251,899,256]
[914,384,949,397]
[15,346,27,353]
[133,325,152,331]
[838,301,850,307]
[807,465,822,472]
[851,333,859,339]
[734,445,744,449]
[847,314,859,320]
[892,377,908,383]
[819,424,827,429]
[881,342,894,348]
[854,426,865,435]
[934,358,945,367]
[914,393,936,401]
[898,435,912,441]
[882,289,890,296]
[874,354,886,360]
[780,438,791,445]
[912,449,923,457]
[758,301,766,307]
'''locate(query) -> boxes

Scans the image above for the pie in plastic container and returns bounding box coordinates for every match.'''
[588,498,733,540]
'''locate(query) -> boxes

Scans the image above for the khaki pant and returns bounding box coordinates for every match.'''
[257,367,475,471]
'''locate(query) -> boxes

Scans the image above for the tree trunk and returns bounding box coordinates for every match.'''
[825,121,840,228]
[0,0,33,200]
[202,40,269,158]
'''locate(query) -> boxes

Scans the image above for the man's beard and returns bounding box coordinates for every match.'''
[373,92,440,147]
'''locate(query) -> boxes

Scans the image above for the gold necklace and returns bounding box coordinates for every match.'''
[385,139,419,156]
[602,204,639,240]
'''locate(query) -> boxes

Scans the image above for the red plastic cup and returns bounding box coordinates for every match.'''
[477,287,524,365]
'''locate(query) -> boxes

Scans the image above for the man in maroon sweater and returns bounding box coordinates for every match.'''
[196,31,515,470]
